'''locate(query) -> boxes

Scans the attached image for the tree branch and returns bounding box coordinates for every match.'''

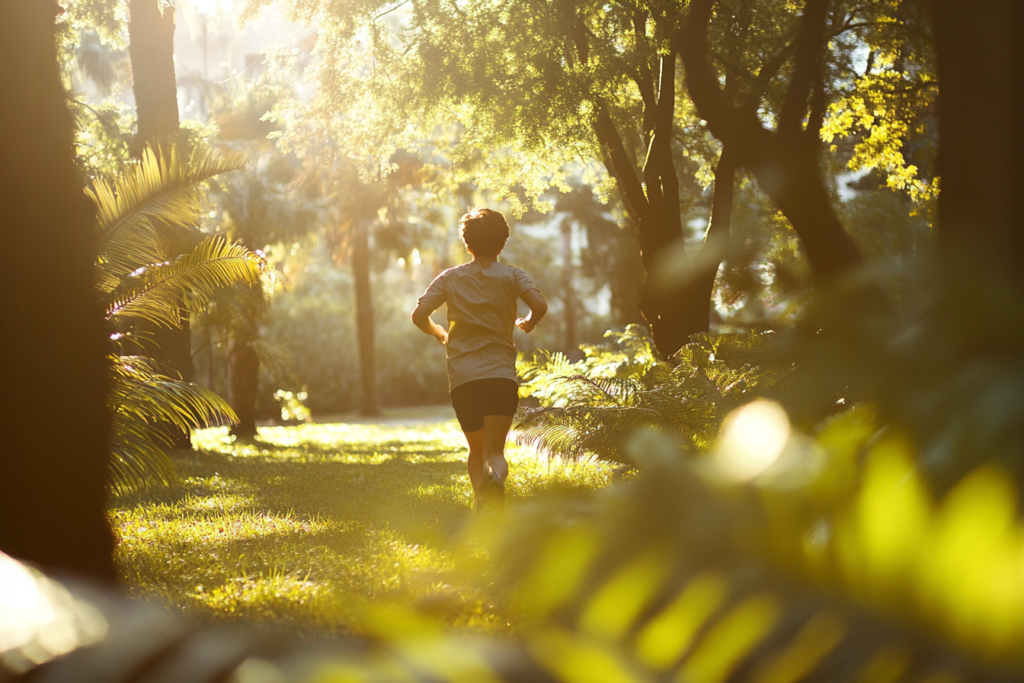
[678,0,737,142]
[570,1,647,218]
[779,0,831,135]
[806,70,828,141]
[742,40,797,110]
[631,10,658,142]
[645,51,680,214]
[594,107,650,220]
[630,69,658,140]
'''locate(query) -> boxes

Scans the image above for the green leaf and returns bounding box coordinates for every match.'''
[106,236,264,328]
[89,144,248,289]
[108,354,237,493]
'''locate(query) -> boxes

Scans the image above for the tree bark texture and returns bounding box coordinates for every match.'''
[0,0,116,581]
[589,62,699,357]
[128,0,180,153]
[932,0,1024,295]
[680,0,867,288]
[228,337,260,439]
[352,223,381,417]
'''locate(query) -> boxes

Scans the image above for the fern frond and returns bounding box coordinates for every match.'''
[517,330,784,464]
[106,236,264,328]
[513,420,587,460]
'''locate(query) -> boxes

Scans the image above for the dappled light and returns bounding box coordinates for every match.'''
[109,414,614,636]
[2,0,1023,680]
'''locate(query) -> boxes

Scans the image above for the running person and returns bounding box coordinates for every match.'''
[411,207,547,510]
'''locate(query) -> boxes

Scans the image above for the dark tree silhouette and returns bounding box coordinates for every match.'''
[0,0,115,581]
[932,0,1024,296]
[680,0,867,292]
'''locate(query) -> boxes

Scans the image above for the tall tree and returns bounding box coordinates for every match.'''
[558,219,578,353]
[126,0,202,446]
[127,0,180,154]
[258,0,930,356]
[350,219,380,416]
[0,0,115,581]
[287,144,430,417]
[212,160,316,437]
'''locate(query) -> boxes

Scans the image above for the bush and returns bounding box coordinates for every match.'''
[515,325,785,463]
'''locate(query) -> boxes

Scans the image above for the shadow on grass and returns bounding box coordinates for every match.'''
[114,444,475,550]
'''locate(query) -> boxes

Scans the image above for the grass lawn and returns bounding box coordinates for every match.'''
[109,406,612,638]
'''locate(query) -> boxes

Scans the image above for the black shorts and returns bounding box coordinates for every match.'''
[450,378,519,432]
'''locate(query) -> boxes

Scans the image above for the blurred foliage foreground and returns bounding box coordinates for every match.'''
[4,281,1024,683]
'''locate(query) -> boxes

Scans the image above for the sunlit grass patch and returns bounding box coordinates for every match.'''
[109,411,612,637]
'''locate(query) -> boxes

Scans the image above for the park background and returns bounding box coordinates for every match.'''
[1,0,1023,681]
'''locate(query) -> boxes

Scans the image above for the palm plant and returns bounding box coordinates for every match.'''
[515,325,785,464]
[90,145,266,492]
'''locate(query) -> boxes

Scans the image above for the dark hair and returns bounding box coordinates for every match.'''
[459,207,509,258]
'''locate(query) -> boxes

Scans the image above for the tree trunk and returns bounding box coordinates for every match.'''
[560,222,579,354]
[635,208,690,355]
[127,0,180,154]
[204,324,216,389]
[128,0,195,448]
[586,43,698,358]
[610,225,645,327]
[741,131,865,281]
[0,0,116,581]
[228,338,260,439]
[684,146,738,338]
[352,223,381,417]
[932,0,1024,296]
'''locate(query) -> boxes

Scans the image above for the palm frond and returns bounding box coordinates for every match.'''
[108,417,178,493]
[108,354,237,493]
[251,339,292,380]
[106,236,264,328]
[89,145,248,287]
[110,355,237,431]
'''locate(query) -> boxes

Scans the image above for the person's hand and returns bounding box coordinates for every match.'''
[516,317,535,333]
[436,328,449,345]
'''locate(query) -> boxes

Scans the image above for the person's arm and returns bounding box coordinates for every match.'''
[516,289,548,333]
[411,303,448,345]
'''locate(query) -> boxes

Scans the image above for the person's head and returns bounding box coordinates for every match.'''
[459,207,509,259]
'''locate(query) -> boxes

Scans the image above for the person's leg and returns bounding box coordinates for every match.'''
[451,380,487,501]
[481,414,514,481]
[463,428,485,496]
